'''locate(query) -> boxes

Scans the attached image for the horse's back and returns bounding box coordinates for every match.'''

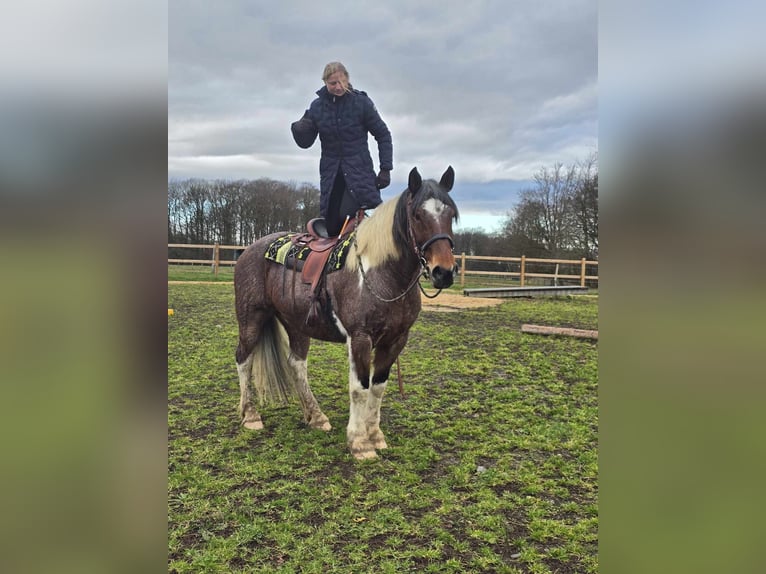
[234,232,289,304]
[235,232,288,272]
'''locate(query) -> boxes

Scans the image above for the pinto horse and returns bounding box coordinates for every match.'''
[234,166,459,459]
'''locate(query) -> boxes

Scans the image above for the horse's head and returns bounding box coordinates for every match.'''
[405,166,460,289]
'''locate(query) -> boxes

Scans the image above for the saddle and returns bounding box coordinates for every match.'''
[291,210,365,298]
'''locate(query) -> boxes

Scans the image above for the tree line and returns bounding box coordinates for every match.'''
[168,154,597,262]
[168,178,321,259]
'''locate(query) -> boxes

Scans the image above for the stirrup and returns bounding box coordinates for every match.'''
[306,218,329,239]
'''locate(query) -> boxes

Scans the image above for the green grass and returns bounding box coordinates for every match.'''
[168,284,598,573]
[169,264,235,282]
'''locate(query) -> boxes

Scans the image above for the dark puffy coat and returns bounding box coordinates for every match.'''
[291,86,393,217]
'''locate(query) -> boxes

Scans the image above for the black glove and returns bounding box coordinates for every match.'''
[376,169,391,190]
[291,110,318,148]
[294,110,315,129]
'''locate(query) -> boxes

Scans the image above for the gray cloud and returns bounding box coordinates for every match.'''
[169,0,597,230]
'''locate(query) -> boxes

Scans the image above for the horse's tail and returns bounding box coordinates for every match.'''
[251,316,297,405]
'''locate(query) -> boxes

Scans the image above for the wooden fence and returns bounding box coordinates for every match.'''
[455,253,598,287]
[168,243,599,287]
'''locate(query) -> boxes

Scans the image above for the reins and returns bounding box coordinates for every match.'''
[355,251,424,303]
[355,249,445,302]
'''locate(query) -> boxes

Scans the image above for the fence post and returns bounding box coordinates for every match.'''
[520,255,526,287]
[460,252,466,287]
[580,258,586,287]
[213,243,220,277]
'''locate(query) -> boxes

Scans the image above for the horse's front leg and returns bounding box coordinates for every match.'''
[346,334,378,460]
[367,333,410,451]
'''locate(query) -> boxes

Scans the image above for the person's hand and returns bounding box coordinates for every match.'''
[376,169,390,189]
[291,110,318,149]
[295,110,315,129]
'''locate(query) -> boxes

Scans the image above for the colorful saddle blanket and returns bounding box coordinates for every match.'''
[264,232,355,273]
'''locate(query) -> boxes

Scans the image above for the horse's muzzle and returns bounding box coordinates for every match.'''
[430,264,456,289]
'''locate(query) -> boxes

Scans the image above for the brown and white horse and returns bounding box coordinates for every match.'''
[234,166,459,459]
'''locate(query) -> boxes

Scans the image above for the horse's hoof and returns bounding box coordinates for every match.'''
[369,432,387,450]
[312,420,332,432]
[349,438,378,460]
[243,419,264,430]
[308,413,332,432]
[352,449,378,460]
[372,438,388,450]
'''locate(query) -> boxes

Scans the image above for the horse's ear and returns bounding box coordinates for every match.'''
[440,166,455,192]
[408,167,422,195]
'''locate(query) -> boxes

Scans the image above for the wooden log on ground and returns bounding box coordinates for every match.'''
[521,324,598,340]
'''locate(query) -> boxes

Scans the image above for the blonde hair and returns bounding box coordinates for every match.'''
[322,61,352,92]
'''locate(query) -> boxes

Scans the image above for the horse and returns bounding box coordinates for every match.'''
[234,166,459,459]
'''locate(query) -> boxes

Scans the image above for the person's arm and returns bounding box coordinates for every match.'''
[291,109,318,149]
[364,98,393,173]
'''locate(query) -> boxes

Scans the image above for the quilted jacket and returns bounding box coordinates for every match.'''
[291,86,393,217]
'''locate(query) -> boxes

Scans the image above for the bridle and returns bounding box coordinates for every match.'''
[356,192,455,302]
[410,229,454,282]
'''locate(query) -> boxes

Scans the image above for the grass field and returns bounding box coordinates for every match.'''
[168,283,598,573]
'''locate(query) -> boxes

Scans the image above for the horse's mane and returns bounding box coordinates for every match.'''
[346,195,399,272]
[347,179,459,272]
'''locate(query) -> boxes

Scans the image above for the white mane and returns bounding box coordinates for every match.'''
[346,196,400,272]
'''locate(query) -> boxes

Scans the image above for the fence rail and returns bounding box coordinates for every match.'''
[168,243,598,287]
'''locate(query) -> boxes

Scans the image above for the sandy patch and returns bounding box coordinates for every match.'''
[421,291,503,311]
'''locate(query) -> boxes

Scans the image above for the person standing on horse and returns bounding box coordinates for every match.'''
[291,61,393,237]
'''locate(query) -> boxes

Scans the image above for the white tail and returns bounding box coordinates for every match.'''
[251,317,297,405]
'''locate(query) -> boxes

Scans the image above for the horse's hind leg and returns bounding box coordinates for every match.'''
[287,333,331,431]
[236,354,263,430]
[235,312,266,430]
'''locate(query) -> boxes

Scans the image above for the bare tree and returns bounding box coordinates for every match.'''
[454,228,490,256]
[167,179,185,243]
[502,163,578,257]
[499,155,598,259]
[184,179,210,244]
[208,180,239,246]
[296,182,321,225]
[571,153,599,259]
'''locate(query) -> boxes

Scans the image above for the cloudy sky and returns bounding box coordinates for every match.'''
[169,0,597,232]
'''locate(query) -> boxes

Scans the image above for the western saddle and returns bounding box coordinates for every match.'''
[291,210,365,310]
